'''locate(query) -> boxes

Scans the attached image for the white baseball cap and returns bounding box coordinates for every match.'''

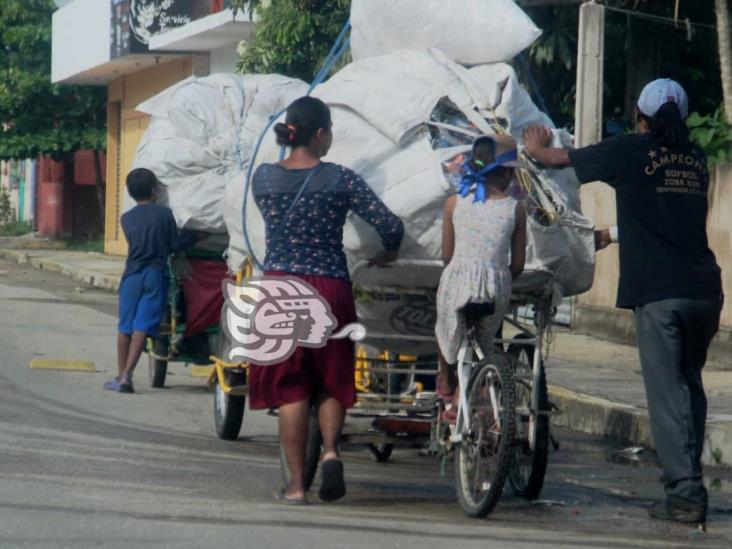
[637,78,689,118]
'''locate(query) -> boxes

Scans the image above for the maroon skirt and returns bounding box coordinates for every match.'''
[247,272,357,410]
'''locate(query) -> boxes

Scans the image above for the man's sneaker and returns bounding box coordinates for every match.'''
[648,500,706,524]
[103,377,135,394]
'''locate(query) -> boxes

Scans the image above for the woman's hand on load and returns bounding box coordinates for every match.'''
[594,228,613,251]
[367,249,398,268]
[522,125,553,157]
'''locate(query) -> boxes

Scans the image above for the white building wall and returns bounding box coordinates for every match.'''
[0,160,37,224]
[22,160,36,223]
[210,45,239,74]
[52,0,112,84]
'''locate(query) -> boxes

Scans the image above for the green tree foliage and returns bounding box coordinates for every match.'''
[0,0,106,161]
[522,6,579,125]
[522,1,722,131]
[0,184,15,227]
[688,109,732,165]
[236,0,350,81]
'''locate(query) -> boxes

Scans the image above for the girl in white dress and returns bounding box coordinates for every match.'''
[435,135,527,421]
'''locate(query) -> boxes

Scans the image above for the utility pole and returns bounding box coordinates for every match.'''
[572,2,613,329]
[574,1,605,146]
[715,0,732,123]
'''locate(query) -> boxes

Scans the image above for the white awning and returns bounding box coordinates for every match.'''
[149,9,254,53]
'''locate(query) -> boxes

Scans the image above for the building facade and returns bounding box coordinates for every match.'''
[52,0,253,253]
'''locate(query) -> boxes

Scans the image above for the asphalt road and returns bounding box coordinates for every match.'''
[1,258,731,549]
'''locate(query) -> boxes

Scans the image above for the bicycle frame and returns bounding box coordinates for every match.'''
[452,334,477,442]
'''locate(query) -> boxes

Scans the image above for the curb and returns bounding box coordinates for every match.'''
[0,249,121,292]
[549,385,732,468]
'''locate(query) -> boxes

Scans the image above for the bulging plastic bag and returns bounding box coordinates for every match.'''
[350,0,542,65]
[131,74,308,232]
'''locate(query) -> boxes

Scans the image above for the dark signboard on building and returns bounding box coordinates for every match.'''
[111,0,194,58]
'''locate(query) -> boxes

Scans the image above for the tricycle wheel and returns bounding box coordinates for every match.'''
[366,443,394,463]
[280,408,322,492]
[148,337,169,389]
[213,372,246,440]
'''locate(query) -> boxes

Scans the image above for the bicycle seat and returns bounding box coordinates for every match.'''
[461,302,496,326]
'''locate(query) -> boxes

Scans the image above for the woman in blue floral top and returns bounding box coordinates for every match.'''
[249,96,404,504]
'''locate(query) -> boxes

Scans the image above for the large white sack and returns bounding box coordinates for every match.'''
[130,51,594,354]
[350,0,541,65]
[131,74,308,231]
[224,51,595,327]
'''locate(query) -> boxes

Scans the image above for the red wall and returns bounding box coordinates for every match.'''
[73,150,106,186]
[36,151,106,238]
[37,158,66,238]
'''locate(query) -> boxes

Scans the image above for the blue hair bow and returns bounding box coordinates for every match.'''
[458,150,518,203]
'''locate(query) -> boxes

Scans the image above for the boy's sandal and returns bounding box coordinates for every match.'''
[103,377,135,394]
[273,488,308,506]
[319,459,346,502]
[119,378,134,393]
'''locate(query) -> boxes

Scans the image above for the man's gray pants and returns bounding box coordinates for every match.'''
[635,298,722,506]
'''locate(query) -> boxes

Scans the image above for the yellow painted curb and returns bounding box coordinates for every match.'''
[28,359,96,372]
[190,365,214,378]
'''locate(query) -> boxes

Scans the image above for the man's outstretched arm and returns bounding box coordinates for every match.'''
[522,125,571,168]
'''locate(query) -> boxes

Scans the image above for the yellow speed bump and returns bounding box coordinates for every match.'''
[29,359,96,372]
[190,365,214,378]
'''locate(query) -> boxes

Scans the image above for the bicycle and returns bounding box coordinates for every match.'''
[447,302,516,517]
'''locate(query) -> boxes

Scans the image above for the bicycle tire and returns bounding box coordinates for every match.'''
[507,334,550,500]
[455,353,515,518]
[279,409,322,492]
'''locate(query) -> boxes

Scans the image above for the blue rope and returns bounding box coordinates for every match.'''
[240,106,287,272]
[308,21,352,94]
[240,20,352,272]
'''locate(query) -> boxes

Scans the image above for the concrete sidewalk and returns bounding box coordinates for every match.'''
[0,247,124,292]
[546,329,732,468]
[1,242,731,467]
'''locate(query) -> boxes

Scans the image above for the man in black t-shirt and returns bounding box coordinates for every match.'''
[524,79,722,525]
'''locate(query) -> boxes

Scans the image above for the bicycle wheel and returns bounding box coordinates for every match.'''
[455,353,515,517]
[279,409,322,492]
[507,334,550,500]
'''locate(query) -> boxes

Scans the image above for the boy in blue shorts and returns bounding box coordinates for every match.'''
[104,168,200,393]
